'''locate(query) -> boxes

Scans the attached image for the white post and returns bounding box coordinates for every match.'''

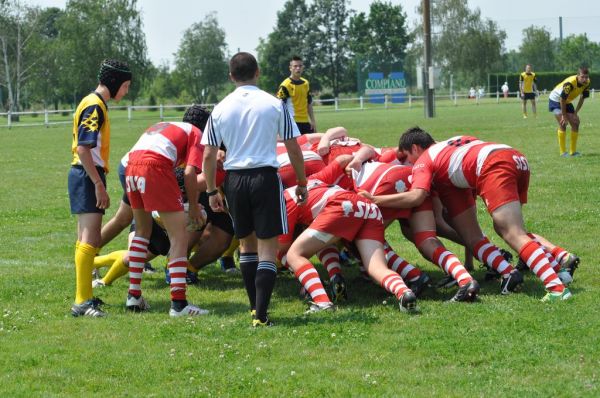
[476,94,479,105]
[409,94,412,109]
[592,88,595,99]
[44,109,49,128]
[334,97,339,112]
[384,94,388,109]
[454,93,458,106]
[496,91,499,103]
[359,96,363,110]
[7,111,11,129]
[128,105,132,122]
[160,104,164,121]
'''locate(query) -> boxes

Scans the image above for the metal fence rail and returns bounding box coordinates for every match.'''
[1,89,596,129]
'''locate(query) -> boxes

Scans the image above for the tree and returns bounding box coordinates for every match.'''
[307,0,352,95]
[174,12,228,104]
[556,34,600,71]
[257,0,312,92]
[519,26,556,72]
[56,0,149,105]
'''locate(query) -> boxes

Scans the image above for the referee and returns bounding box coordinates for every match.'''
[202,52,308,327]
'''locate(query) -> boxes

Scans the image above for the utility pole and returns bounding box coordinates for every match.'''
[423,0,434,118]
[559,16,563,44]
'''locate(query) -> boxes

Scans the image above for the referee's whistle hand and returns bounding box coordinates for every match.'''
[296,186,308,205]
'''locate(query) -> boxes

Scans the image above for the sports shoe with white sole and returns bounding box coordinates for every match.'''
[305,301,335,314]
[126,294,150,312]
[407,273,431,297]
[398,290,418,313]
[561,254,580,277]
[541,288,572,302]
[500,270,524,295]
[71,298,106,317]
[92,279,106,288]
[169,304,209,317]
[448,279,480,302]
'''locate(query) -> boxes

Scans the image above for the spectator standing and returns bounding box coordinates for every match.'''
[501,81,509,99]
[519,64,538,118]
[202,52,308,327]
[277,55,317,134]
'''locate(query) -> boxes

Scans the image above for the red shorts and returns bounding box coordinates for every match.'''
[477,149,529,213]
[279,159,326,188]
[310,191,385,242]
[437,185,476,218]
[126,160,184,212]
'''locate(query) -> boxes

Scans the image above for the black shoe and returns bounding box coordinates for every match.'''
[71,297,106,317]
[436,274,458,289]
[407,273,431,297]
[398,290,418,312]
[562,254,580,277]
[499,248,513,263]
[143,262,156,274]
[500,269,524,295]
[484,268,501,281]
[329,274,348,302]
[516,257,529,273]
[448,279,480,302]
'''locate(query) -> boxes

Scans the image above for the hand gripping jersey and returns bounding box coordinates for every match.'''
[310,137,364,165]
[410,135,511,192]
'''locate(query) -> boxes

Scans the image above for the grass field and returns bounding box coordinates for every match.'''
[1,99,599,397]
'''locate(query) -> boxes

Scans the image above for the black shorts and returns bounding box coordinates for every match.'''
[68,165,106,214]
[130,219,170,256]
[223,167,286,239]
[118,163,129,205]
[199,192,234,235]
[522,92,536,100]
[296,122,313,134]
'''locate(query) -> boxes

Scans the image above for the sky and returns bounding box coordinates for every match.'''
[25,0,600,67]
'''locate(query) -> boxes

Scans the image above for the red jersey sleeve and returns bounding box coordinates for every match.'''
[410,154,434,193]
[309,159,351,188]
[184,128,204,170]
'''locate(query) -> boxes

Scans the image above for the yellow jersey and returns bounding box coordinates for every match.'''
[549,75,591,104]
[71,92,111,172]
[277,77,312,123]
[519,72,536,93]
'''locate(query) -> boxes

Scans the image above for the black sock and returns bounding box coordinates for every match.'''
[171,299,188,311]
[255,261,277,322]
[239,253,258,311]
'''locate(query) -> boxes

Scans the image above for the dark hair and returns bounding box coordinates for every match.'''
[97,59,132,98]
[579,66,589,75]
[291,55,303,62]
[183,104,211,131]
[229,52,258,82]
[399,126,435,151]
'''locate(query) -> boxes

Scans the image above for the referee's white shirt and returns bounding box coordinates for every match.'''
[202,85,300,170]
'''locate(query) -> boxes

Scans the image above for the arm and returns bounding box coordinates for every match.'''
[346,145,377,172]
[202,145,225,212]
[363,188,428,209]
[317,126,348,155]
[575,96,586,114]
[184,164,204,226]
[308,102,316,133]
[77,145,109,209]
[283,138,308,204]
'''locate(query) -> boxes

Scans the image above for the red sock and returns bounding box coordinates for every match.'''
[519,241,564,293]
[381,273,409,299]
[384,242,421,282]
[168,257,188,301]
[317,246,342,279]
[473,237,513,276]
[551,246,569,266]
[432,247,472,287]
[294,263,330,304]
[128,236,149,297]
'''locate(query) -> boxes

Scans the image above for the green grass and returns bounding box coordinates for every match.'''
[1,99,599,397]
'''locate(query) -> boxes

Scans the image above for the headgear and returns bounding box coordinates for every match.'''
[98,59,132,98]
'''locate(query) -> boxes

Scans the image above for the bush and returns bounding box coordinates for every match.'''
[320,93,335,106]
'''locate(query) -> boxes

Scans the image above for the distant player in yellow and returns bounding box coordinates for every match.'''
[277,55,317,134]
[68,59,131,317]
[548,66,590,157]
[519,64,538,118]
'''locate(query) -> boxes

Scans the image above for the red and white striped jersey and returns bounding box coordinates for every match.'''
[284,179,346,224]
[411,135,511,192]
[127,122,204,169]
[276,142,322,167]
[352,161,412,195]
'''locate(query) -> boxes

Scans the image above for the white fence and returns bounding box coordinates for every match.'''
[1,89,596,129]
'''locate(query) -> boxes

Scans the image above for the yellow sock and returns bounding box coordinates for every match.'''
[74,242,97,304]
[222,237,239,258]
[94,250,125,268]
[570,131,579,155]
[557,129,566,154]
[102,250,129,286]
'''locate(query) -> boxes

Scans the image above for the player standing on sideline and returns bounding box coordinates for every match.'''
[548,66,591,157]
[203,52,308,327]
[519,64,538,118]
[68,59,131,317]
[277,55,317,134]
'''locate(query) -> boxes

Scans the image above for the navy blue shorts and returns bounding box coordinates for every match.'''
[549,100,574,114]
[118,162,129,205]
[68,165,106,214]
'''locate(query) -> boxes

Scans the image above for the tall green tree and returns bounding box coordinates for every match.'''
[174,12,228,104]
[556,34,600,71]
[519,26,556,72]
[307,0,352,95]
[56,0,148,105]
[257,0,312,92]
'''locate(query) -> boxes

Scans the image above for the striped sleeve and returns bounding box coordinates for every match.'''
[201,114,221,147]
[279,100,300,140]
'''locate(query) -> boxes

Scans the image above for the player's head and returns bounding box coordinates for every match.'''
[98,59,132,100]
[229,52,258,83]
[183,104,211,131]
[289,55,304,78]
[577,66,590,84]
[525,64,532,73]
[399,127,434,162]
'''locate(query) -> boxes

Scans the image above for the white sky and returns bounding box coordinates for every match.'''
[25,0,600,67]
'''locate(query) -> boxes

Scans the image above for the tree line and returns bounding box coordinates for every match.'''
[1,0,599,113]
